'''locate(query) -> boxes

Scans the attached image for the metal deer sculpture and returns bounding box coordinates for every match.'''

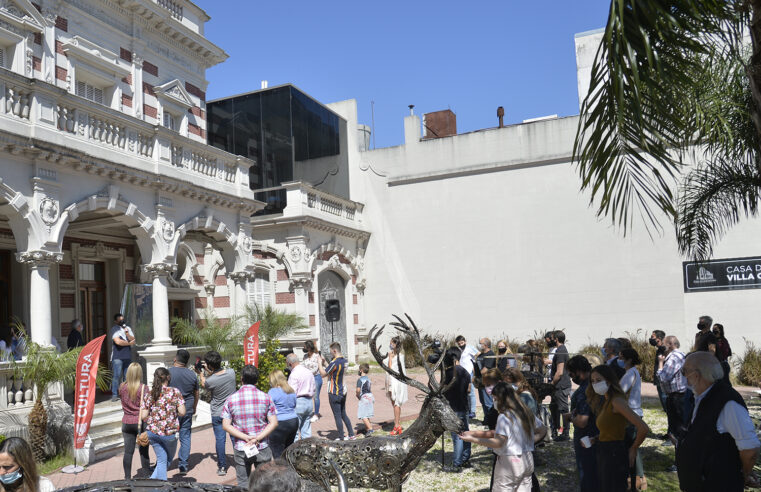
[285,314,463,491]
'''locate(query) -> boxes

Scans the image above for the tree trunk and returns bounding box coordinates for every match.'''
[28,398,47,462]
[747,0,761,173]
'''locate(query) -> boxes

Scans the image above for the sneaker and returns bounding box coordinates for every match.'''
[365,429,374,436]
[217,467,226,476]
[310,415,319,423]
[666,465,678,473]
[344,435,357,441]
[461,460,473,469]
[444,465,463,473]
[468,413,476,419]
[110,396,119,402]
[178,465,188,474]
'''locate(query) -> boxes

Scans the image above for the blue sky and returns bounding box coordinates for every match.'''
[199,1,611,149]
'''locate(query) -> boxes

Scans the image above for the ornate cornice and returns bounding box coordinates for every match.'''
[16,250,63,266]
[143,262,176,278]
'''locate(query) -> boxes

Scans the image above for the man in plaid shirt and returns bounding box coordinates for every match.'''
[656,335,688,447]
[222,365,278,487]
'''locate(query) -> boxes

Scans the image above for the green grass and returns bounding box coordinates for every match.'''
[354,395,761,491]
[38,451,74,475]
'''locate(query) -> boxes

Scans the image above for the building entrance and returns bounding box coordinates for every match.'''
[78,262,107,361]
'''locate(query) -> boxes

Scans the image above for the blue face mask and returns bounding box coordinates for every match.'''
[0,469,22,485]
[601,347,607,359]
[617,359,626,368]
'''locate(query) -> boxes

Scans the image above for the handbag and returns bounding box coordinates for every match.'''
[136,385,149,447]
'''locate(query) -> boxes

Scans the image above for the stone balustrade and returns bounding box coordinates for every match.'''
[0,361,34,411]
[0,68,254,200]
[267,182,365,228]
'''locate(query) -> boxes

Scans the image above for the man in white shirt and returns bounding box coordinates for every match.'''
[456,335,479,419]
[676,351,760,490]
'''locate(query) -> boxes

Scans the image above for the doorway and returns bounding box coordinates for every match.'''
[318,270,347,358]
[78,261,107,361]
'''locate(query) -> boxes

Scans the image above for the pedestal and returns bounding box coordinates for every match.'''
[137,344,178,385]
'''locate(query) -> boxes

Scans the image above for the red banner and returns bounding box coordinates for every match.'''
[74,335,105,449]
[244,322,260,367]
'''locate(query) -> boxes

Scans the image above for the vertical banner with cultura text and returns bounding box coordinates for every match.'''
[74,335,105,449]
[244,321,260,367]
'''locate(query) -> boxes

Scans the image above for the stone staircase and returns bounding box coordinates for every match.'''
[84,399,213,463]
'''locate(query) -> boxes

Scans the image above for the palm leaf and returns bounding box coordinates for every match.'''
[172,309,245,360]
[244,304,307,342]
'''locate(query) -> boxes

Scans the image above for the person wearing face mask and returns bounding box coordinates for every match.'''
[443,348,472,472]
[712,323,732,385]
[495,340,514,372]
[504,367,538,415]
[549,331,571,442]
[586,365,649,492]
[694,315,717,355]
[0,438,54,492]
[564,355,599,492]
[456,335,479,419]
[676,352,760,491]
[619,348,645,490]
[602,338,626,379]
[475,338,496,418]
[656,336,687,457]
[649,330,668,415]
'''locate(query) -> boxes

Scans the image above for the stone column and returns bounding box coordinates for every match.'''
[16,251,63,347]
[143,263,175,346]
[228,271,251,318]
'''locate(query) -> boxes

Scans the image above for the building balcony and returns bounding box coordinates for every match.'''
[251,181,367,238]
[0,67,254,203]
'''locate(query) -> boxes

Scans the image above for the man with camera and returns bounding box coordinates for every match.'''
[197,350,237,476]
[109,313,135,401]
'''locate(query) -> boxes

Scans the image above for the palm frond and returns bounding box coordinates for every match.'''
[172,309,245,360]
[677,155,761,260]
[244,304,307,342]
[574,0,746,233]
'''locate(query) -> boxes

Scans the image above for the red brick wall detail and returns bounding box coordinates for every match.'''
[122,74,132,85]
[55,66,67,81]
[189,106,206,119]
[308,292,314,303]
[60,293,74,308]
[33,33,41,45]
[253,251,277,260]
[185,82,205,100]
[309,315,315,326]
[55,40,64,55]
[55,16,67,31]
[276,292,295,304]
[122,93,132,108]
[215,296,230,308]
[142,60,158,77]
[353,294,357,305]
[194,297,207,309]
[193,275,203,286]
[277,269,289,281]
[144,104,157,119]
[59,264,73,280]
[352,275,357,285]
[120,47,132,63]
[353,314,359,325]
[61,322,71,337]
[125,269,136,283]
[188,123,205,138]
[32,56,41,72]
[143,82,155,96]
[215,275,227,286]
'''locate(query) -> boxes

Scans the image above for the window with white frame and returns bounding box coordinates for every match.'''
[247,271,271,309]
[163,111,176,131]
[0,48,6,69]
[75,80,104,104]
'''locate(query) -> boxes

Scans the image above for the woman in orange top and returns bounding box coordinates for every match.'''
[586,364,649,492]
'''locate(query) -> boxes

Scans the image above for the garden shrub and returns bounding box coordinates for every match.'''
[736,339,761,387]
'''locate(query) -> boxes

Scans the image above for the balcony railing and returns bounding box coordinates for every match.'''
[0,68,254,201]
[0,361,33,411]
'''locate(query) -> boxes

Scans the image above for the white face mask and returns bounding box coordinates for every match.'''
[510,384,519,391]
[592,381,609,395]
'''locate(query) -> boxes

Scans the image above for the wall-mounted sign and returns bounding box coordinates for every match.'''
[684,256,761,292]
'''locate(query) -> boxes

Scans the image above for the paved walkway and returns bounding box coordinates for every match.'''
[48,376,761,488]
[50,369,430,488]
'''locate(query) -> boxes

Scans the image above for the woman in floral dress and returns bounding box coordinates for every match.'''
[141,367,186,480]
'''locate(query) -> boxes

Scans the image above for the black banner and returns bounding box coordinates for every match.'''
[683,256,761,292]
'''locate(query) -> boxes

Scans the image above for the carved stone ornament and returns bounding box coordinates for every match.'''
[39,198,59,226]
[328,255,340,269]
[160,218,175,242]
[16,250,63,266]
[289,245,302,262]
[143,263,176,278]
[240,235,252,253]
[290,276,312,293]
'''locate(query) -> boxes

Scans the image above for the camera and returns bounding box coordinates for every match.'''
[194,357,204,373]
[426,339,443,364]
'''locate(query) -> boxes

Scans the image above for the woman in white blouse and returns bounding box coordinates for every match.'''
[384,336,407,435]
[619,347,645,490]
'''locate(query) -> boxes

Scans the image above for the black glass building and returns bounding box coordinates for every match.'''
[207,85,346,213]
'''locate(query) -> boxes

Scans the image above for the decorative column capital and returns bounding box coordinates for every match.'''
[143,263,176,279]
[228,271,254,285]
[356,278,366,294]
[16,250,63,266]
[289,276,313,295]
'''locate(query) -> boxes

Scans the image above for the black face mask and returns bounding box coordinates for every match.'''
[546,340,557,348]
[498,347,507,354]
[571,375,583,385]
[697,322,706,331]
[648,338,659,347]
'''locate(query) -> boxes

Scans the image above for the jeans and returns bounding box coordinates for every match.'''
[211,416,229,468]
[148,431,177,481]
[550,386,571,435]
[233,445,272,488]
[111,358,130,397]
[121,423,150,479]
[451,411,471,467]
[328,393,354,439]
[574,437,600,492]
[177,413,193,469]
[269,417,298,458]
[655,378,668,414]
[294,397,314,441]
[478,386,493,415]
[314,374,323,415]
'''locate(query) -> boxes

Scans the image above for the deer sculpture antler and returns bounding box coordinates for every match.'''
[285,314,464,492]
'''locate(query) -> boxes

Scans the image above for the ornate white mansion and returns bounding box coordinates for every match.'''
[1,2,760,459]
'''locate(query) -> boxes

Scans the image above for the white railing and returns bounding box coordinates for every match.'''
[0,68,254,199]
[262,182,365,227]
[156,0,183,20]
[0,362,34,410]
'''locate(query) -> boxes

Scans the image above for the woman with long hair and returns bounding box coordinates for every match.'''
[141,367,186,481]
[503,367,538,415]
[587,364,649,492]
[268,370,298,458]
[119,362,150,479]
[712,323,732,384]
[495,340,514,372]
[384,336,408,435]
[482,368,503,430]
[619,348,645,490]
[461,382,546,491]
[0,437,53,492]
[302,340,325,422]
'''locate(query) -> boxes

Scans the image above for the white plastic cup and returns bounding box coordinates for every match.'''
[581,436,592,448]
